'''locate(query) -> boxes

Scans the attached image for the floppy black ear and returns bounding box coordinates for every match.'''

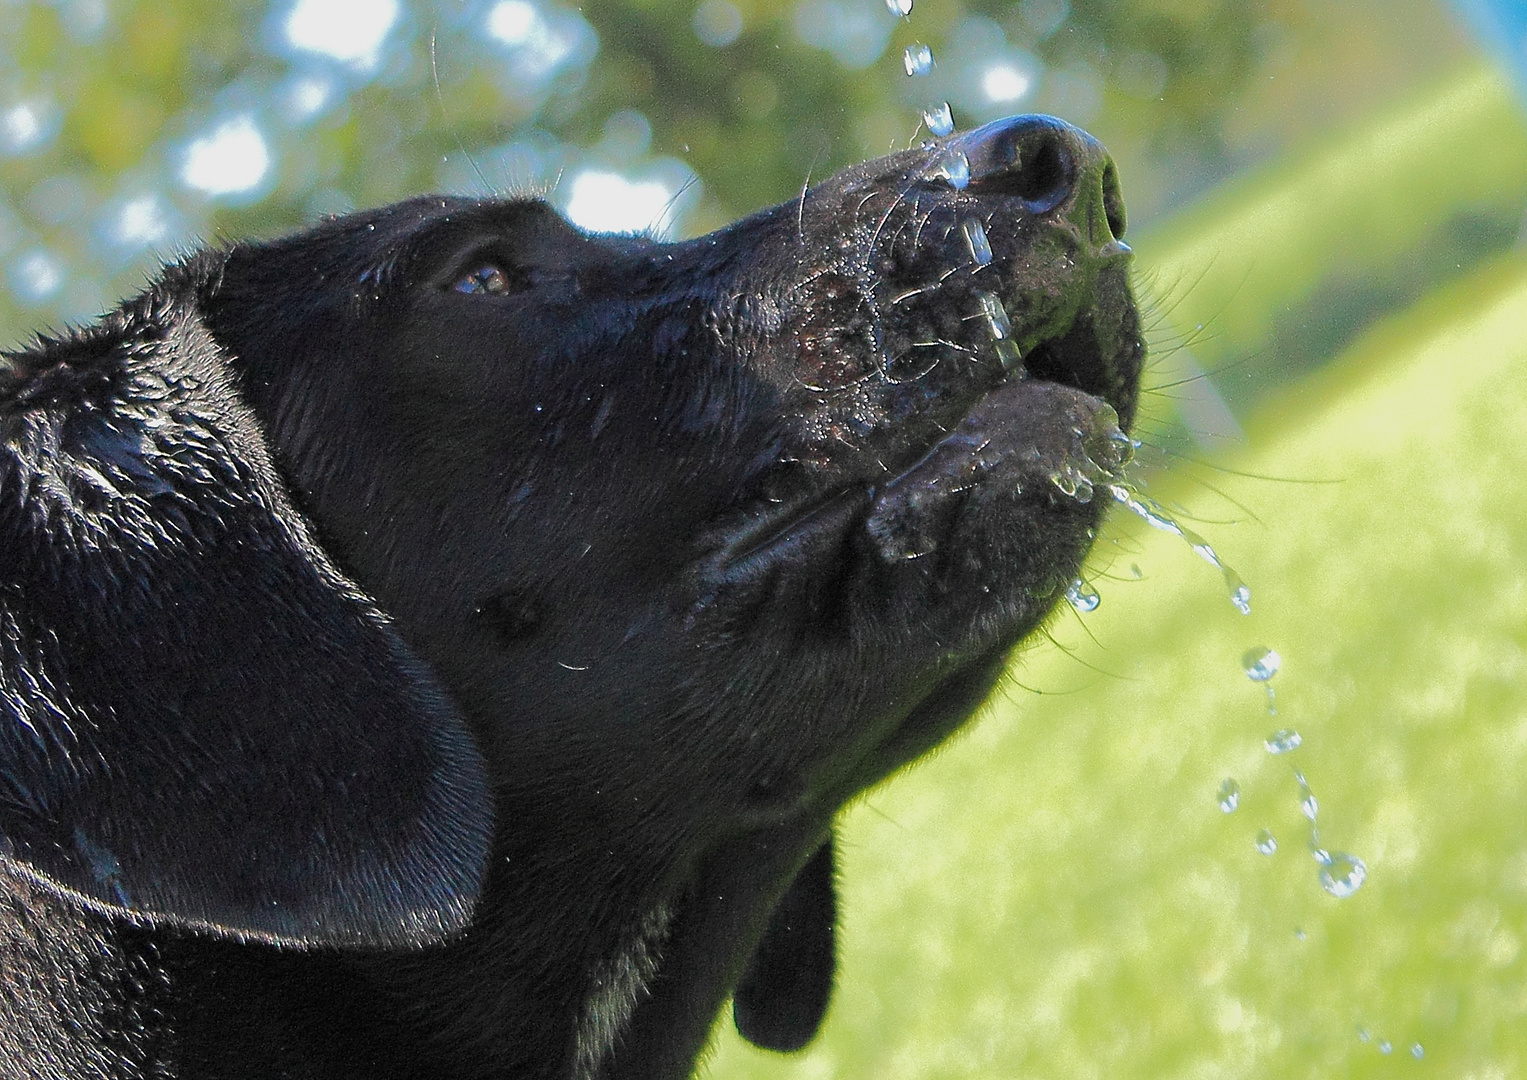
[0,266,492,948]
[734,833,837,1052]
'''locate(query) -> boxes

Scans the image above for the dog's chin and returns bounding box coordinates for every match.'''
[703,316,1136,612]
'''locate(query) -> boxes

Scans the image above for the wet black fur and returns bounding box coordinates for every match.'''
[0,116,1141,1079]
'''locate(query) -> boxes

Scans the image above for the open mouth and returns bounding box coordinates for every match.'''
[708,310,1136,585]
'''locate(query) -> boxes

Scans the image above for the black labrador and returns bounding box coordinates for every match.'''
[0,115,1140,1079]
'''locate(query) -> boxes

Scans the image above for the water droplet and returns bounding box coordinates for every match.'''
[1065,578,1100,613]
[1217,778,1240,813]
[1083,424,1136,473]
[1264,729,1301,754]
[963,218,993,266]
[1048,468,1093,503]
[928,148,970,189]
[976,290,1010,338]
[1255,829,1277,855]
[995,340,1023,373]
[1357,1027,1371,1043]
[1294,928,1307,940]
[1296,774,1318,821]
[1411,1043,1424,1059]
[1319,851,1367,897]
[1106,482,1250,615]
[886,0,912,14]
[1241,647,1281,682]
[923,101,954,137]
[1129,563,1143,579]
[1378,1041,1393,1055]
[903,43,934,77]
[1227,576,1251,615]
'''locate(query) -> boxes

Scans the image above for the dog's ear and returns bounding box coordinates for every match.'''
[0,275,492,949]
[733,834,837,1051]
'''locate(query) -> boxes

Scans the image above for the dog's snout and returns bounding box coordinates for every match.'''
[950,115,1127,248]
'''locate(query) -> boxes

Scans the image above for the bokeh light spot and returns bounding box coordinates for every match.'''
[981,62,1033,103]
[0,103,58,156]
[563,169,677,236]
[285,0,400,67]
[693,0,743,48]
[10,250,63,303]
[109,196,172,249]
[181,116,272,197]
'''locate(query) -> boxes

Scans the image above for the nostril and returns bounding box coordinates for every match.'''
[1102,160,1126,239]
[1008,131,1070,207]
[955,118,1078,212]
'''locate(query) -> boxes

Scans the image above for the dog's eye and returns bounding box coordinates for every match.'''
[454,264,515,295]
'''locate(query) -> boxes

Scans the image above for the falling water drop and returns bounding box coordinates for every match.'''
[1411,1044,1424,1059]
[923,101,954,137]
[1318,851,1367,897]
[1216,778,1240,813]
[1254,829,1277,855]
[1106,483,1250,614]
[903,43,934,77]
[1378,1041,1393,1055]
[1241,647,1280,682]
[1264,729,1302,755]
[1242,646,1281,713]
[1295,771,1318,821]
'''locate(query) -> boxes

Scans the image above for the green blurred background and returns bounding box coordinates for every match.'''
[4,0,1527,1075]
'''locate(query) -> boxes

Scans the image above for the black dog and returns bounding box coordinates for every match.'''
[0,115,1140,1079]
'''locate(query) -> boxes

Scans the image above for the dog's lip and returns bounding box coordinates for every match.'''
[709,370,1113,573]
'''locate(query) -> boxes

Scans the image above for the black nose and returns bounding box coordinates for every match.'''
[944,115,1126,248]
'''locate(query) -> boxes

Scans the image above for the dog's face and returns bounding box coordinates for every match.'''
[213,114,1137,833]
[0,116,1140,1079]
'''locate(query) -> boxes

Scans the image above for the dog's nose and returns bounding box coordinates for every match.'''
[945,115,1127,251]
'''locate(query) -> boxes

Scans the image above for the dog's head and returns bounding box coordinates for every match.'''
[0,116,1140,1075]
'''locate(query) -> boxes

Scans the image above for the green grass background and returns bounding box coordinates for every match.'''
[706,69,1527,1079]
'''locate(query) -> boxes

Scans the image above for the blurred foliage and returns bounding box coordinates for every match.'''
[1134,63,1527,456]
